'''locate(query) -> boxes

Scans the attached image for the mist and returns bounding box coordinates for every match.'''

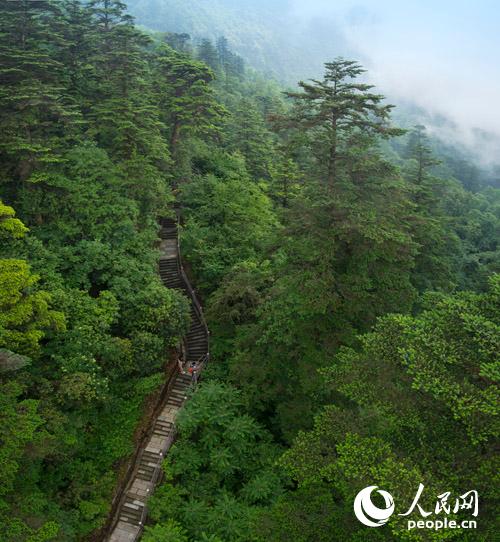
[126,0,500,164]
[288,0,500,164]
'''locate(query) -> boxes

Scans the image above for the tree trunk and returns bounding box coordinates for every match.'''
[170,121,181,155]
[328,115,338,188]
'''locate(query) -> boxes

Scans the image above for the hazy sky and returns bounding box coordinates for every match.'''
[289,0,500,154]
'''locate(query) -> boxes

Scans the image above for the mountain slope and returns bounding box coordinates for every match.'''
[126,0,355,82]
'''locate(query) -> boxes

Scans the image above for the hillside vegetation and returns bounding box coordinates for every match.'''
[0,1,498,541]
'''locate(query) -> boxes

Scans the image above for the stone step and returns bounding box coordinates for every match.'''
[173,379,189,387]
[188,347,208,353]
[161,276,181,283]
[119,513,140,525]
[119,513,141,524]
[142,450,161,462]
[137,463,155,473]
[160,276,182,284]
[187,322,203,329]
[187,344,207,350]
[140,452,159,463]
[159,269,178,275]
[172,381,189,390]
[187,332,206,339]
[170,392,188,402]
[160,271,179,278]
[159,269,179,275]
[188,340,207,347]
[153,427,171,437]
[187,330,205,338]
[166,397,184,407]
[188,348,207,357]
[120,505,142,522]
[159,272,178,278]
[159,229,177,239]
[136,472,154,482]
[154,420,173,428]
[188,339,207,346]
[187,339,206,345]
[159,270,178,276]
[154,421,173,431]
[167,393,185,402]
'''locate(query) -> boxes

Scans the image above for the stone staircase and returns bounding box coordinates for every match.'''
[107,216,209,542]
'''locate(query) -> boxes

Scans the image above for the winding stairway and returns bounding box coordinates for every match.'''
[107,215,209,542]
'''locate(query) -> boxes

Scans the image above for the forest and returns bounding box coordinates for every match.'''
[0,1,498,541]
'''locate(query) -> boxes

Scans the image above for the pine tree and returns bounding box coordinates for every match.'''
[280,58,403,188]
[405,124,441,208]
[216,36,230,71]
[197,38,220,71]
[164,32,192,53]
[269,154,301,206]
[87,0,166,161]
[154,46,226,157]
[86,0,172,219]
[224,98,274,179]
[88,0,133,33]
[59,0,96,103]
[232,54,245,78]
[232,61,418,436]
[404,125,460,292]
[0,0,80,192]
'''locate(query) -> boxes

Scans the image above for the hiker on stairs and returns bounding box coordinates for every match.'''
[188,361,199,384]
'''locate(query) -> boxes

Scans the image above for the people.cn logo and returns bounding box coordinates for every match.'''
[354,486,395,527]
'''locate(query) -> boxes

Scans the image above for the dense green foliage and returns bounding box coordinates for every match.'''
[171,52,499,541]
[145,382,284,542]
[269,278,499,540]
[0,2,498,541]
[0,0,221,538]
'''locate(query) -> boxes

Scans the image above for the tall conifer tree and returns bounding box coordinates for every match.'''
[0,0,79,194]
[281,58,403,188]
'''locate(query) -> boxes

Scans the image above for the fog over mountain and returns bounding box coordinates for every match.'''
[290,0,500,166]
[126,0,500,166]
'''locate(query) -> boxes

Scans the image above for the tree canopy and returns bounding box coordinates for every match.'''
[0,3,498,541]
